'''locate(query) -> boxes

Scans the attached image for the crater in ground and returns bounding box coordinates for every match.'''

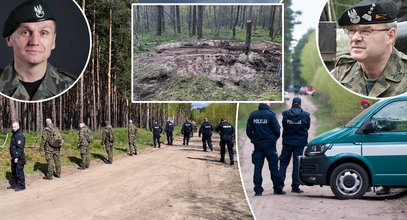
[133,40,282,101]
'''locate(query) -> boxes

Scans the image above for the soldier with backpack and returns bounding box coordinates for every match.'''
[78,122,92,170]
[40,118,63,180]
[102,121,115,164]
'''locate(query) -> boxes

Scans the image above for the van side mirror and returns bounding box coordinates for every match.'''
[362,121,377,134]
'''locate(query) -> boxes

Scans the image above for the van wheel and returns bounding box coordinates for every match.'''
[330,163,369,199]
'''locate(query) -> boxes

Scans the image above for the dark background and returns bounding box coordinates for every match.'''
[0,0,91,78]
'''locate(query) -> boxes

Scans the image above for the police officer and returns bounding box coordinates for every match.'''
[278,97,310,194]
[78,122,91,170]
[40,118,62,180]
[0,0,76,101]
[8,122,26,191]
[128,119,137,155]
[102,121,114,164]
[199,118,213,151]
[181,119,193,145]
[165,119,174,145]
[150,120,162,148]
[215,118,235,165]
[246,103,285,196]
[333,0,407,97]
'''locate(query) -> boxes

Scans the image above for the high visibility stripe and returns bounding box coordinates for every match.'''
[325,144,361,157]
[363,144,407,156]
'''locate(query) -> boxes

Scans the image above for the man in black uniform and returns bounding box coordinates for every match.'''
[150,120,162,148]
[8,122,26,191]
[215,118,235,165]
[165,119,174,145]
[246,103,285,196]
[279,97,310,193]
[181,119,193,145]
[199,118,213,151]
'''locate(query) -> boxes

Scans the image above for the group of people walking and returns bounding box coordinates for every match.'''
[246,98,311,196]
[7,117,235,191]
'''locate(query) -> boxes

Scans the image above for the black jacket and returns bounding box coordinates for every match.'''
[10,129,25,161]
[215,121,234,141]
[181,122,193,134]
[199,122,213,136]
[165,121,174,133]
[282,106,310,147]
[151,124,162,136]
[246,103,280,148]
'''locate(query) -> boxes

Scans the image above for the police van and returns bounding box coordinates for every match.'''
[299,96,407,199]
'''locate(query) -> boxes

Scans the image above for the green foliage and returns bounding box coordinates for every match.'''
[192,104,237,128]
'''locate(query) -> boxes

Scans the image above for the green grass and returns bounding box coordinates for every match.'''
[0,126,182,182]
[310,96,341,135]
[134,27,281,53]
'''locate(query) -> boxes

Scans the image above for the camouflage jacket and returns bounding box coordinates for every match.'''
[333,47,407,98]
[102,125,115,145]
[128,123,137,137]
[0,62,76,101]
[78,126,90,146]
[40,124,55,152]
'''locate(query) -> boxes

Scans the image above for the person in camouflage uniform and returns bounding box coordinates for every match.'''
[0,0,76,101]
[333,0,407,97]
[128,119,137,155]
[40,118,62,180]
[102,121,114,164]
[77,122,91,170]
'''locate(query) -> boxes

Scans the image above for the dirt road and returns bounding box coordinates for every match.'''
[0,133,252,220]
[238,94,407,220]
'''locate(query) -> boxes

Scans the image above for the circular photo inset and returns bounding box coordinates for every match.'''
[0,0,91,102]
[318,0,407,98]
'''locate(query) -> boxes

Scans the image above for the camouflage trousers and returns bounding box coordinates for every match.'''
[105,142,113,162]
[80,144,90,168]
[128,135,137,154]
[45,148,61,178]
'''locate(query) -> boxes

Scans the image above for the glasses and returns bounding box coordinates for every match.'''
[344,28,390,36]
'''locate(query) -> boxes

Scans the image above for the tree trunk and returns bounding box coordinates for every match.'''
[176,6,181,33]
[156,6,162,36]
[245,20,252,55]
[192,6,197,36]
[232,6,240,40]
[107,4,113,123]
[197,6,204,39]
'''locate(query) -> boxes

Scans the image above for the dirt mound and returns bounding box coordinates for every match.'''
[133,40,282,101]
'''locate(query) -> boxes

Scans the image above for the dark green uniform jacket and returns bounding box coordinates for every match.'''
[0,62,76,101]
[333,47,407,97]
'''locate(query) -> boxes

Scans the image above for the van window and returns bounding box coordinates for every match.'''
[345,102,379,128]
[371,101,407,132]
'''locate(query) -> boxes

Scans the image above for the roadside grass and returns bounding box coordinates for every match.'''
[135,27,282,53]
[0,126,182,182]
[310,96,340,135]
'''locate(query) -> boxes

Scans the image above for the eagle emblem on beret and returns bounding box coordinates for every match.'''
[34,5,45,19]
[348,9,361,24]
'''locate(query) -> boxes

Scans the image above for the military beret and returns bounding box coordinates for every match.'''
[338,0,398,26]
[3,0,56,37]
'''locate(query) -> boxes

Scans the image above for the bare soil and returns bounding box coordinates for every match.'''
[238,94,407,220]
[0,133,252,220]
[133,40,282,101]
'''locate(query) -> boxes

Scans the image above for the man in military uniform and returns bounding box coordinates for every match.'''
[215,118,235,165]
[102,121,114,164]
[8,122,26,191]
[333,0,407,97]
[40,118,62,180]
[199,118,213,151]
[165,119,174,145]
[128,119,137,155]
[78,122,91,170]
[278,98,311,194]
[0,0,76,101]
[246,103,285,196]
[150,120,162,148]
[181,119,193,145]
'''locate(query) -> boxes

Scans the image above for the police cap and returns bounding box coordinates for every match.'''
[338,0,398,26]
[3,0,56,37]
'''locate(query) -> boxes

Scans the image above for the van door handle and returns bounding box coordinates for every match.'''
[353,142,362,145]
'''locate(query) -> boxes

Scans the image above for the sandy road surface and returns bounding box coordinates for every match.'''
[238,94,407,220]
[0,133,252,220]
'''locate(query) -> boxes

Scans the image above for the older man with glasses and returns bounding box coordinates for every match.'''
[333,0,407,98]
